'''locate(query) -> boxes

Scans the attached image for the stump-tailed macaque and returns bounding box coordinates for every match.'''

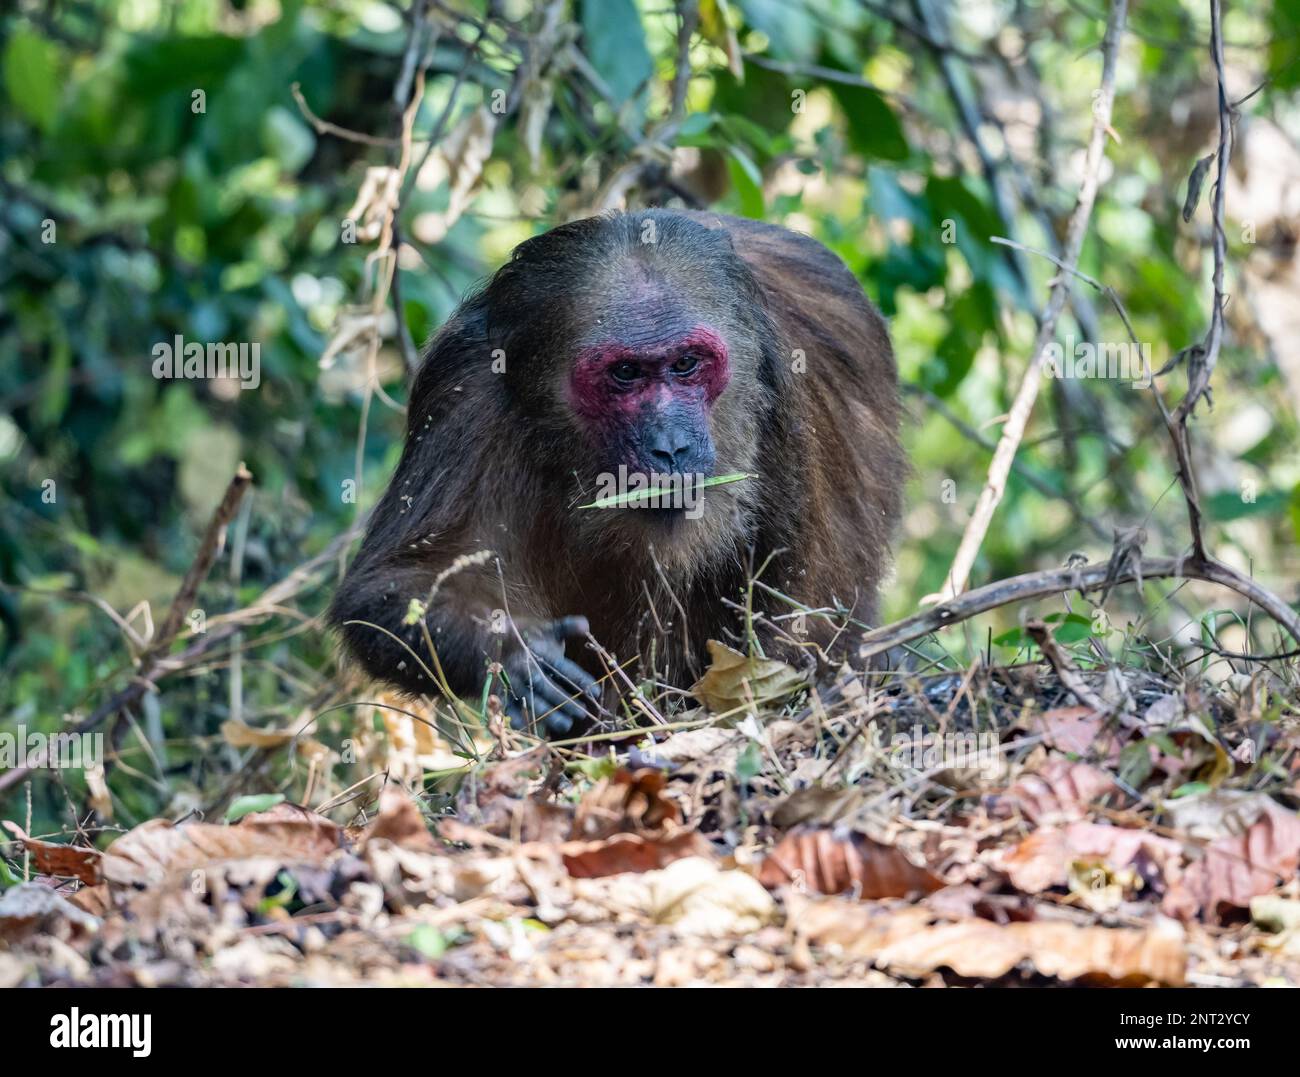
[330,210,903,733]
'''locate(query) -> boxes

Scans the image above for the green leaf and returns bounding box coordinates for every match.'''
[225,793,286,822]
[580,472,755,511]
[3,28,63,133]
[262,105,316,173]
[256,870,299,915]
[1118,742,1154,789]
[579,0,653,106]
[1171,781,1214,799]
[1054,613,1094,644]
[123,33,245,95]
[867,166,928,227]
[1205,488,1288,522]
[677,112,715,140]
[1270,0,1300,91]
[925,284,995,397]
[407,924,452,959]
[925,175,1025,303]
[830,83,908,162]
[725,149,765,218]
[736,740,764,782]
[568,755,620,782]
[737,0,820,63]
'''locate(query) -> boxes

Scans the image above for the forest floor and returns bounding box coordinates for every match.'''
[4,653,1300,988]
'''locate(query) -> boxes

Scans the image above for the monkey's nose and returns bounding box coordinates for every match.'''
[648,447,684,472]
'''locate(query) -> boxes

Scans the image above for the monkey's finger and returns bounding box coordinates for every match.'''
[539,654,602,704]
[508,663,584,725]
[541,707,576,737]
[505,672,559,732]
[531,669,592,727]
[549,615,591,643]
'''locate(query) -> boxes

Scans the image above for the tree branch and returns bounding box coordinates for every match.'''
[861,554,1300,663]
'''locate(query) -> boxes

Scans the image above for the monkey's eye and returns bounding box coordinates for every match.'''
[610,361,641,384]
[670,355,700,376]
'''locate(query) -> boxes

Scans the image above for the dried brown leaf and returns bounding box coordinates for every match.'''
[1165,800,1300,922]
[0,882,100,943]
[771,785,875,828]
[690,640,806,715]
[572,767,681,840]
[790,894,1185,985]
[992,756,1119,825]
[360,787,437,852]
[456,750,572,843]
[758,827,946,898]
[646,857,777,937]
[2,822,102,884]
[1000,821,1184,895]
[1034,705,1124,759]
[100,805,342,887]
[68,884,111,917]
[1163,788,1276,841]
[561,829,714,879]
[875,918,1186,985]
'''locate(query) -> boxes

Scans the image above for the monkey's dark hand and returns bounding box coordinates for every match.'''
[500,616,601,737]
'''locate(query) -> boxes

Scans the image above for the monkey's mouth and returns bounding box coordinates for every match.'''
[580,467,710,517]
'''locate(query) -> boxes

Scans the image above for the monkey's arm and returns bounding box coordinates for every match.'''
[331,550,598,735]
[330,302,598,734]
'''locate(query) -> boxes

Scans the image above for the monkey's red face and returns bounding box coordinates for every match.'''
[567,326,730,480]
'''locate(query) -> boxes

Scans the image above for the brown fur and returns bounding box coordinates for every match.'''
[330,209,903,701]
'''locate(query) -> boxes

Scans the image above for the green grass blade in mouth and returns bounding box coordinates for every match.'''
[578,472,755,510]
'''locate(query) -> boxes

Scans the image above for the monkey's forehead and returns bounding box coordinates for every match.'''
[579,279,714,348]
[490,259,727,349]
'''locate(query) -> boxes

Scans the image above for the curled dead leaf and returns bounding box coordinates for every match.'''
[0,883,100,942]
[412,106,498,244]
[561,829,714,879]
[455,750,572,843]
[646,857,777,937]
[789,894,1185,985]
[990,756,1119,825]
[690,640,806,715]
[1000,821,1184,896]
[770,784,876,829]
[360,787,437,852]
[1163,788,1276,841]
[876,917,1186,985]
[100,804,342,887]
[572,767,681,840]
[1166,800,1300,922]
[221,719,331,762]
[1034,705,1125,760]
[2,822,102,885]
[758,827,946,899]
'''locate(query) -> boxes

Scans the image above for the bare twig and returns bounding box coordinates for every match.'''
[1025,621,1141,729]
[670,1,699,123]
[1166,0,1234,560]
[152,465,253,653]
[1,466,254,795]
[930,0,1128,603]
[860,554,1300,664]
[290,83,401,147]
